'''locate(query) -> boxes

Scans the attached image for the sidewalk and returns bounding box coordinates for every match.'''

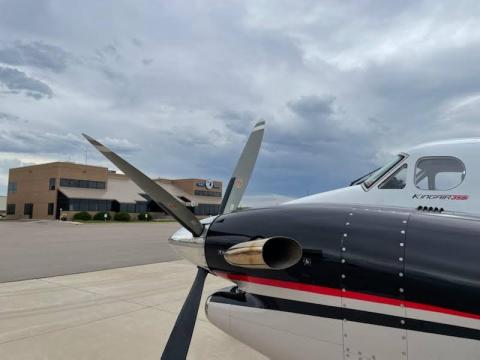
[0,260,266,359]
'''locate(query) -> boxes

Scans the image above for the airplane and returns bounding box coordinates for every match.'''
[83,122,479,360]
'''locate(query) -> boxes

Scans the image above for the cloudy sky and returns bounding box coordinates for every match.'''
[1,1,480,206]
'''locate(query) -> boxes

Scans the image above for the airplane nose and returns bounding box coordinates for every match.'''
[169,217,217,268]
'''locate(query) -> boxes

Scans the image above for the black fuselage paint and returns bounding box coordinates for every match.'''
[205,203,480,317]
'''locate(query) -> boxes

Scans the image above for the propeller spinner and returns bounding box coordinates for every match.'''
[83,120,265,359]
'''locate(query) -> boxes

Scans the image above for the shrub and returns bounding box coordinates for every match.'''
[137,212,152,221]
[73,211,92,221]
[114,212,131,222]
[60,214,68,221]
[93,212,112,221]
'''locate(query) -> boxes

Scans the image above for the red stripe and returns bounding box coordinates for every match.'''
[215,272,480,321]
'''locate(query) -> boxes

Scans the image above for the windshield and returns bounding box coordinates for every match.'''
[363,154,405,188]
[350,167,380,186]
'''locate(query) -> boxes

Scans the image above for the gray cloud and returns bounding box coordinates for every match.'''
[218,110,257,135]
[0,158,35,194]
[95,44,120,62]
[0,129,140,155]
[1,1,480,201]
[284,95,346,143]
[0,130,81,154]
[132,38,143,48]
[251,95,380,193]
[100,67,126,83]
[0,66,53,99]
[0,112,19,122]
[98,137,140,153]
[0,41,69,72]
[287,95,335,120]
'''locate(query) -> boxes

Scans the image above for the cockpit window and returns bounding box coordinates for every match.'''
[415,157,466,190]
[350,167,380,186]
[363,154,405,188]
[379,164,407,189]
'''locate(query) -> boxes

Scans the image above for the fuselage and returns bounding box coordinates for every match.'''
[203,203,480,359]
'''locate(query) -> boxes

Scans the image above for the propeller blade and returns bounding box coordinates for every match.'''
[82,134,204,237]
[220,120,265,214]
[161,267,208,360]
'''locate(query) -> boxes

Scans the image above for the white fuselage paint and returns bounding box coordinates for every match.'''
[288,139,480,216]
[206,281,480,360]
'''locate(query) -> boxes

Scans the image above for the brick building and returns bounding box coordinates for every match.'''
[6,162,222,220]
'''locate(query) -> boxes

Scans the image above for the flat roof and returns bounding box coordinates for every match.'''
[9,161,107,171]
[9,162,222,184]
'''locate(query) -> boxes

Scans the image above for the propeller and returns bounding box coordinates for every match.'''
[161,267,208,360]
[220,120,265,214]
[82,120,265,359]
[82,133,204,237]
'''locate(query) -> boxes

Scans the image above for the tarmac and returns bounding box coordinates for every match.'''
[0,221,181,282]
[0,259,267,359]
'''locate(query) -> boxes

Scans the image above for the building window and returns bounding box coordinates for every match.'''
[119,203,136,213]
[379,165,408,189]
[135,202,147,213]
[194,190,222,197]
[97,200,107,212]
[48,203,54,215]
[49,178,56,190]
[7,181,17,193]
[6,204,15,215]
[194,204,220,216]
[61,178,73,188]
[415,157,466,191]
[24,203,33,216]
[60,178,106,189]
[68,198,112,212]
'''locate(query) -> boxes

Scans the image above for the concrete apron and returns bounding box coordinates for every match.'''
[0,260,266,360]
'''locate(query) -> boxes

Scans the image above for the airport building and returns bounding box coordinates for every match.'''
[6,162,222,220]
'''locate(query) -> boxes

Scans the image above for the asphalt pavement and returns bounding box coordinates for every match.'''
[0,221,181,282]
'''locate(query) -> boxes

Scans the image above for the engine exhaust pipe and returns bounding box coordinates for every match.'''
[223,237,302,270]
